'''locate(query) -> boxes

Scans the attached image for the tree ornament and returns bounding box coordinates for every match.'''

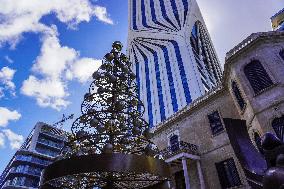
[132,126,141,135]
[104,53,115,62]
[112,41,123,51]
[145,144,157,156]
[41,41,171,189]
[84,92,91,100]
[103,143,114,154]
[92,71,101,79]
[96,124,105,133]
[90,118,99,127]
[143,128,153,139]
[97,87,105,94]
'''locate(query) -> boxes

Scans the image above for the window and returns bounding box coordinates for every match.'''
[169,134,179,152]
[254,132,263,154]
[215,158,242,189]
[208,111,224,135]
[231,81,246,110]
[280,49,284,61]
[272,116,284,142]
[190,23,199,54]
[174,170,186,189]
[244,60,273,94]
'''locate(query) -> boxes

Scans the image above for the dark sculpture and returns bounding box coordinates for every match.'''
[40,42,171,189]
[262,133,284,189]
[223,118,284,189]
[223,118,267,188]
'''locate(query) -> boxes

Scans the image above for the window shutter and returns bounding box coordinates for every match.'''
[216,162,230,189]
[254,132,263,154]
[208,111,224,135]
[215,158,242,188]
[272,116,284,141]
[232,81,246,110]
[226,158,242,186]
[279,49,284,61]
[170,135,179,152]
[244,60,273,94]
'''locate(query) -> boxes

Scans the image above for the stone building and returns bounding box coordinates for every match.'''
[151,30,284,189]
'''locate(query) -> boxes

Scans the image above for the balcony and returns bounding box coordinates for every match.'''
[39,131,66,142]
[3,178,38,189]
[9,167,41,177]
[37,140,63,150]
[15,155,51,166]
[160,141,200,161]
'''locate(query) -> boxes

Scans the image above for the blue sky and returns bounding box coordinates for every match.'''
[0,0,283,173]
[0,0,128,172]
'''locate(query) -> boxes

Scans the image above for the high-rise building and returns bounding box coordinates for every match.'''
[127,0,222,127]
[0,123,67,189]
[271,8,284,31]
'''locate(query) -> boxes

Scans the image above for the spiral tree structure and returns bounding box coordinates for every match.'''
[40,42,171,189]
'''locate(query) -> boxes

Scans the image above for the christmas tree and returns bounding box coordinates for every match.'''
[68,41,155,156]
[40,42,170,189]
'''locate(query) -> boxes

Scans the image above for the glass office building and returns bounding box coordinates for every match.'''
[0,122,67,189]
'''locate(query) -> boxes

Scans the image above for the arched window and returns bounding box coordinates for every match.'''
[231,81,246,110]
[244,60,273,94]
[272,116,284,142]
[279,49,284,61]
[254,132,263,154]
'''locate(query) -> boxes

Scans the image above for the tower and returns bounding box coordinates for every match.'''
[127,0,223,127]
[271,8,284,31]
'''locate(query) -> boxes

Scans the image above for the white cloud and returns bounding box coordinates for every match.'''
[0,88,4,99]
[4,56,13,64]
[2,129,24,150]
[21,76,70,110]
[21,30,101,110]
[32,29,77,79]
[0,66,16,90]
[0,107,21,127]
[0,66,16,98]
[67,58,102,83]
[0,132,5,148]
[93,6,114,25]
[0,0,112,110]
[0,0,113,46]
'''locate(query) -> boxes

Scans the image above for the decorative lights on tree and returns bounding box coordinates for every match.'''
[40,42,171,189]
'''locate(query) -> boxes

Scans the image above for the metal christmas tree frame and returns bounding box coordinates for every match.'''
[40,42,171,189]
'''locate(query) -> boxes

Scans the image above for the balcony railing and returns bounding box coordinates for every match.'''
[160,141,200,160]
[15,155,51,166]
[37,140,63,150]
[9,167,42,177]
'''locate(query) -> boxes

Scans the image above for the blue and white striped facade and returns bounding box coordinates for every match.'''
[127,0,222,127]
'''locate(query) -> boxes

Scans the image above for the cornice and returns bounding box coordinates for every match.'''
[153,85,226,135]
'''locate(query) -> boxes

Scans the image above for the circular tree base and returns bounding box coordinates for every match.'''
[40,153,171,189]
